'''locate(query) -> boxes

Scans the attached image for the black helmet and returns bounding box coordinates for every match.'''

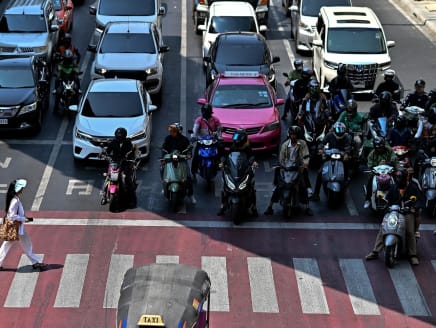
[428,88,436,100]
[293,59,303,72]
[333,122,346,138]
[232,128,248,148]
[393,169,408,189]
[337,63,347,77]
[415,79,426,87]
[379,91,392,106]
[287,125,301,138]
[396,115,407,129]
[384,69,395,80]
[115,127,127,141]
[373,137,385,150]
[301,67,312,80]
[63,48,73,64]
[201,103,213,119]
[346,99,358,113]
[428,106,436,125]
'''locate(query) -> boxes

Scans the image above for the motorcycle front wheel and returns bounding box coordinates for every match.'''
[384,245,396,268]
[229,203,243,225]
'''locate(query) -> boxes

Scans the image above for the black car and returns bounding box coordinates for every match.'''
[0,57,49,134]
[204,32,280,89]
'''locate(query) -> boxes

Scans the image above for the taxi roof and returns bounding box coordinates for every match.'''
[215,71,269,86]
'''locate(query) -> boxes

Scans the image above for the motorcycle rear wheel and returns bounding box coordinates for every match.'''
[109,194,120,213]
[384,245,396,268]
[169,191,180,212]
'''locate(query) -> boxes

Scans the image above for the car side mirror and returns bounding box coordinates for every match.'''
[159,4,167,16]
[272,56,280,64]
[148,104,158,113]
[159,45,170,53]
[89,5,96,15]
[87,44,97,52]
[387,41,396,48]
[69,104,78,112]
[50,24,59,32]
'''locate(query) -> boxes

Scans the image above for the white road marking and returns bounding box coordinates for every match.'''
[54,254,89,308]
[202,256,229,312]
[103,254,134,309]
[339,259,380,315]
[247,257,279,313]
[4,254,44,308]
[180,0,187,130]
[388,262,432,316]
[345,188,359,216]
[293,257,329,314]
[156,255,179,264]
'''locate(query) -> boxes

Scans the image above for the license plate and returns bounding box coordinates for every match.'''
[0,119,8,124]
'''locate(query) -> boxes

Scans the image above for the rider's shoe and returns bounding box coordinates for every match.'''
[363,200,370,209]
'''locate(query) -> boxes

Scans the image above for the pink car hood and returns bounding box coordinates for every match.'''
[213,107,277,128]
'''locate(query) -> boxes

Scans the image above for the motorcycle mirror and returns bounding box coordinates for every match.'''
[282,72,289,78]
[410,196,417,202]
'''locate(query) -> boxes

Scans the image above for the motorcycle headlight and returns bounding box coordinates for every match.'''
[201,139,213,146]
[238,175,250,190]
[95,67,107,75]
[20,102,37,114]
[263,120,280,132]
[145,67,158,75]
[130,130,146,141]
[387,213,398,228]
[224,173,236,190]
[75,129,93,141]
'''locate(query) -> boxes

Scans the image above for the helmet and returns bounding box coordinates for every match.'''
[293,59,303,72]
[393,169,408,189]
[64,33,72,42]
[428,88,436,100]
[376,173,392,191]
[384,69,395,80]
[309,79,320,97]
[201,103,213,119]
[346,99,358,113]
[232,128,248,148]
[337,63,347,77]
[115,127,127,141]
[63,48,73,64]
[428,106,436,125]
[287,125,301,138]
[415,79,425,87]
[301,67,312,80]
[168,123,183,134]
[396,115,407,129]
[373,137,385,150]
[379,91,392,106]
[333,122,346,138]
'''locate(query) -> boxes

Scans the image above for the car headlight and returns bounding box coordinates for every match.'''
[224,173,236,190]
[145,67,158,75]
[20,102,37,114]
[130,130,146,141]
[95,67,107,75]
[263,120,280,132]
[33,46,47,54]
[299,21,311,32]
[379,62,391,70]
[75,129,94,141]
[324,60,338,70]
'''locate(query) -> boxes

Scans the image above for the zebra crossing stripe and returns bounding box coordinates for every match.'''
[388,262,432,316]
[339,259,380,315]
[202,256,230,312]
[247,257,279,313]
[103,254,134,309]
[156,255,179,264]
[293,258,329,314]
[54,254,89,308]
[4,254,44,308]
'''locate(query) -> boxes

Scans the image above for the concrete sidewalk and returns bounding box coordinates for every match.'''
[394,0,436,41]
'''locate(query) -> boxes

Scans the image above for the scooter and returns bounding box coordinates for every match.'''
[328,89,352,121]
[400,105,425,136]
[192,133,220,189]
[363,164,395,213]
[59,78,79,113]
[301,116,326,168]
[418,151,436,217]
[382,198,416,268]
[221,151,256,224]
[321,148,346,208]
[161,147,192,211]
[275,161,301,218]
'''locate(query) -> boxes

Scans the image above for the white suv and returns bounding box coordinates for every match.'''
[312,6,395,93]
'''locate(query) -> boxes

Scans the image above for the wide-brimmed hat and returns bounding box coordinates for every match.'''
[14,179,27,193]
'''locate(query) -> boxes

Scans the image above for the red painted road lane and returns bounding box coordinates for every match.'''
[0,220,435,327]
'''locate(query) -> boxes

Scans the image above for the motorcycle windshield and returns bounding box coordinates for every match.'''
[339,89,349,102]
[423,167,436,189]
[164,161,188,182]
[227,152,249,179]
[378,117,387,136]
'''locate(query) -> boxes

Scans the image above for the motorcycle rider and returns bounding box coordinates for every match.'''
[366,168,423,265]
[337,99,366,160]
[363,137,398,208]
[369,91,399,122]
[101,128,137,208]
[424,88,436,114]
[264,126,313,216]
[374,69,400,101]
[310,122,352,201]
[284,58,304,85]
[401,79,429,110]
[161,123,196,204]
[56,33,81,64]
[282,66,312,122]
[328,63,354,96]
[217,129,258,216]
[52,49,81,112]
[388,115,412,147]
[190,103,223,181]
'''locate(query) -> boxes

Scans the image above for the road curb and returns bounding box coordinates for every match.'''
[394,0,436,41]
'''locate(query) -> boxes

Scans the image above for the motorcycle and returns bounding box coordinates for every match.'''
[282,73,302,123]
[35,58,50,108]
[320,148,346,208]
[161,147,192,211]
[391,145,411,170]
[418,151,436,217]
[221,151,256,224]
[100,150,139,212]
[382,198,416,268]
[328,89,352,121]
[59,77,79,113]
[363,164,395,213]
[274,161,301,218]
[400,105,425,136]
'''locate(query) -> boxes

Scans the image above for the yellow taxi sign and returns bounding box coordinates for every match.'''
[137,314,165,327]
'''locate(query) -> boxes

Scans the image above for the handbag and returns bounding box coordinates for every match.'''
[0,217,20,241]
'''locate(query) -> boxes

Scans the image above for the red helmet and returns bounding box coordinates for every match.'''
[376,174,391,191]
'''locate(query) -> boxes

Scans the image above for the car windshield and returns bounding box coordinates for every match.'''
[0,15,47,33]
[81,92,143,117]
[302,0,351,16]
[327,28,387,54]
[53,0,63,10]
[215,43,265,65]
[0,68,34,88]
[100,33,155,53]
[99,0,155,16]
[209,16,257,33]
[212,84,272,108]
